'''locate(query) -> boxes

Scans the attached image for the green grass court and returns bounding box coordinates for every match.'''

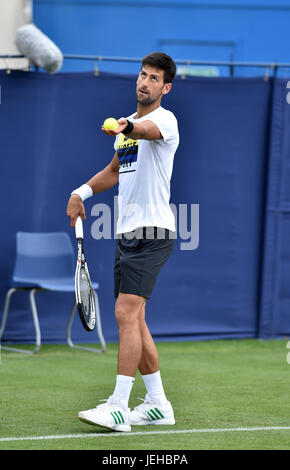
[1,339,290,450]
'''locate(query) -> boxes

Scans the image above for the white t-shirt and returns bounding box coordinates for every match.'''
[114,106,179,234]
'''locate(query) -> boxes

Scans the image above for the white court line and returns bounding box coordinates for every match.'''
[1,426,290,442]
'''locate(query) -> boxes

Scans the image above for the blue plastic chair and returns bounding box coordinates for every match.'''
[0,232,106,354]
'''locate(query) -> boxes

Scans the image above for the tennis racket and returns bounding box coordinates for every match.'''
[75,216,96,331]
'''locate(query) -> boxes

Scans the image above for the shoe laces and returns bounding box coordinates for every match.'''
[134,396,154,411]
[93,396,114,410]
[137,396,152,404]
[98,396,129,413]
[99,394,116,404]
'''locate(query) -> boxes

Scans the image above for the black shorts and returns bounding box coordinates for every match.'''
[114,227,175,299]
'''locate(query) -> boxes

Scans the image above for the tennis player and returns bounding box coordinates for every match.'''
[67,52,179,432]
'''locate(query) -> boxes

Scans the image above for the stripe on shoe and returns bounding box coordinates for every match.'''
[110,411,124,425]
[117,411,125,423]
[154,408,164,419]
[110,412,118,425]
[146,408,164,421]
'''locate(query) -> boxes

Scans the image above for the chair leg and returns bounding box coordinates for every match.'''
[66,291,106,353]
[94,291,106,352]
[0,288,41,354]
[1,288,105,354]
[29,289,41,353]
[0,288,17,340]
[66,300,77,349]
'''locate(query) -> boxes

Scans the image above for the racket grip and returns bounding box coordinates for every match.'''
[75,216,84,239]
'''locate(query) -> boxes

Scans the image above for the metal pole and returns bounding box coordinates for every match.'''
[1,54,290,74]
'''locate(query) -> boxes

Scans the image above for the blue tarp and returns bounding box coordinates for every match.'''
[0,70,288,343]
[259,78,290,338]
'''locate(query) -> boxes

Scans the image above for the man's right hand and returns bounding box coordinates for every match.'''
[66,195,86,227]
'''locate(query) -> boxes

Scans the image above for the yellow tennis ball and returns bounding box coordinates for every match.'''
[103,117,119,130]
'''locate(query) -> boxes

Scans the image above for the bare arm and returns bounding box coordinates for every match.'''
[66,152,119,227]
[86,152,119,193]
[102,118,162,141]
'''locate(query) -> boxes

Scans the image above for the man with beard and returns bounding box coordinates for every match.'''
[67,52,179,432]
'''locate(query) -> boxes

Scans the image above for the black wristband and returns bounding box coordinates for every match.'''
[122,120,134,135]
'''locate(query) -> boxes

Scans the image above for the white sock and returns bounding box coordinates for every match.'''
[111,374,135,410]
[142,370,168,406]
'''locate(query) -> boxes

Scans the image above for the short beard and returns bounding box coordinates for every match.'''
[136,89,163,106]
[136,93,156,106]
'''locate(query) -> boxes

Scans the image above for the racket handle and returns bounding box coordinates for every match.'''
[75,216,84,239]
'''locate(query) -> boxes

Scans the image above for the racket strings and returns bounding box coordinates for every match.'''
[79,268,91,318]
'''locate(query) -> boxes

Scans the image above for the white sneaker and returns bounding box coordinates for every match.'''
[130,394,175,426]
[78,396,131,432]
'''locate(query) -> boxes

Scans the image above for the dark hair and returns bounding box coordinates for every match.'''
[141,52,176,84]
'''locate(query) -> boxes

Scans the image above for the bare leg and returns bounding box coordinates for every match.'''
[115,293,146,377]
[138,304,159,375]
